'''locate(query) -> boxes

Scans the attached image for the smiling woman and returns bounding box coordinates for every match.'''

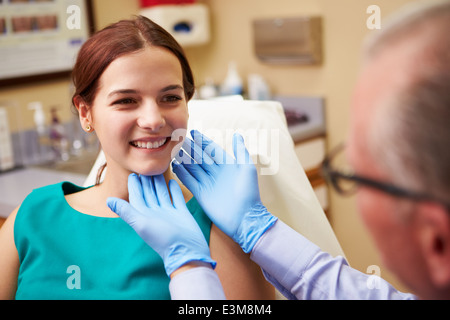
[73,44,189,183]
[0,16,274,300]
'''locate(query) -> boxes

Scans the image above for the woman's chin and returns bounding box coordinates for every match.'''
[133,163,170,177]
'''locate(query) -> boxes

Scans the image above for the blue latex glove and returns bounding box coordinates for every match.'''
[172,130,278,253]
[107,173,216,276]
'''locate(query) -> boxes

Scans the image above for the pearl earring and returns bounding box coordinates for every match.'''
[85,124,92,132]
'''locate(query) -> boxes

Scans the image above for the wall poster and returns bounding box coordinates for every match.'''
[0,0,94,86]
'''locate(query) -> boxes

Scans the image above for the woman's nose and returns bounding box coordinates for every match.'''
[136,103,166,131]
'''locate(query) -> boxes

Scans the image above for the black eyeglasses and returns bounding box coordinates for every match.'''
[321,143,450,209]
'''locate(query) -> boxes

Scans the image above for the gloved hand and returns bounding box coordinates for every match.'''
[107,173,216,276]
[172,130,278,253]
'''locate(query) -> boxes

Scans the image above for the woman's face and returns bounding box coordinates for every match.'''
[81,46,188,177]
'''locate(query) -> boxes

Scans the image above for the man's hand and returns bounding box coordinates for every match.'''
[172,130,277,253]
[107,174,216,276]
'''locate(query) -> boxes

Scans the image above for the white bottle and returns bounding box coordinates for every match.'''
[28,102,46,136]
[199,77,218,99]
[248,74,271,101]
[221,61,243,96]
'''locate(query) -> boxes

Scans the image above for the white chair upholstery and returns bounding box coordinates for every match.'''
[84,99,344,258]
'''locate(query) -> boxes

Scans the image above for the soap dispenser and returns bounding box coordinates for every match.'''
[221,61,243,96]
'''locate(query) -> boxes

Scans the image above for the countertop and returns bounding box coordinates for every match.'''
[0,167,87,218]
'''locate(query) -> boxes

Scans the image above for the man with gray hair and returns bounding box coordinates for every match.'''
[343,0,450,299]
[109,0,450,299]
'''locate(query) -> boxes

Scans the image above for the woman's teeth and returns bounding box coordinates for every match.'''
[131,138,167,149]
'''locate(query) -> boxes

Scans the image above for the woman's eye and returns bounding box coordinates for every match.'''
[113,98,136,105]
[162,95,183,103]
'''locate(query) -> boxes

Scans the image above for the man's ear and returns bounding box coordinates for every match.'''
[73,95,93,132]
[417,202,450,289]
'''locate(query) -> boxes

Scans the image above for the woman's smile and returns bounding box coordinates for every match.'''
[129,137,170,151]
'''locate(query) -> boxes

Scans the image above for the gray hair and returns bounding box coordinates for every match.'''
[364,0,450,202]
[363,0,450,60]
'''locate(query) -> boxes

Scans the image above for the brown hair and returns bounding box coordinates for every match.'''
[71,16,195,184]
[72,15,195,108]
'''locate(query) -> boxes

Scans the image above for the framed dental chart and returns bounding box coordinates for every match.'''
[0,0,94,87]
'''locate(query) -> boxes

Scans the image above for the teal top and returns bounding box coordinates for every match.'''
[14,182,212,300]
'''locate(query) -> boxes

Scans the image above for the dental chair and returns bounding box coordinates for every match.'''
[84,99,344,259]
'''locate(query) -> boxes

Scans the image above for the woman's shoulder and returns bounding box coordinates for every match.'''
[23,181,80,200]
[18,182,62,210]
[15,181,86,228]
[0,205,20,299]
[21,182,84,205]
